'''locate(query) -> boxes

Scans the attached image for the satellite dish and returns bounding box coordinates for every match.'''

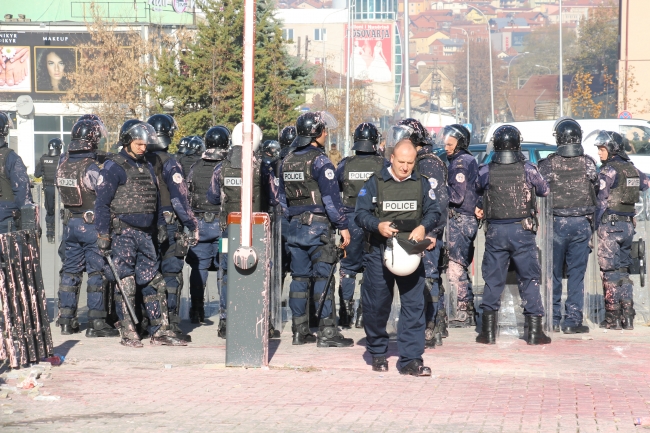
[16,95,34,117]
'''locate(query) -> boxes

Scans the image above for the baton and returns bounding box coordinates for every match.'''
[102,250,139,325]
[315,247,345,320]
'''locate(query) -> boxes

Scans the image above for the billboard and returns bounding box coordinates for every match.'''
[345,23,393,83]
[0,32,93,101]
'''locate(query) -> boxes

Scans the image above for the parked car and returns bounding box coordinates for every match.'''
[432,144,488,165]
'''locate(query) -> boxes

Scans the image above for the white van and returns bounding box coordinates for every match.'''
[483,119,650,173]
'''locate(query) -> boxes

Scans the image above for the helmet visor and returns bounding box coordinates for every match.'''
[128,123,160,146]
[593,130,615,148]
[436,125,465,149]
[385,125,414,149]
[319,111,339,129]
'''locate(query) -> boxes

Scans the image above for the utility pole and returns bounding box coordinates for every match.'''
[305,36,310,62]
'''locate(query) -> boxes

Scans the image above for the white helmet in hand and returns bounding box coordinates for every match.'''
[383,237,429,276]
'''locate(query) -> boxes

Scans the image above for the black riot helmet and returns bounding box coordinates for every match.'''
[262,140,281,159]
[77,114,103,123]
[295,111,338,148]
[397,118,429,146]
[120,120,159,149]
[594,130,628,161]
[491,125,522,164]
[187,135,206,155]
[279,126,297,148]
[68,119,108,152]
[438,124,471,154]
[0,112,14,138]
[553,117,584,157]
[177,136,193,155]
[352,122,380,153]
[205,126,231,149]
[146,113,178,150]
[119,119,142,145]
[48,138,63,156]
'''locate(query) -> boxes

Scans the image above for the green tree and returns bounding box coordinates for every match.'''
[152,0,309,140]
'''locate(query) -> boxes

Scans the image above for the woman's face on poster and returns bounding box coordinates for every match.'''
[46,52,65,83]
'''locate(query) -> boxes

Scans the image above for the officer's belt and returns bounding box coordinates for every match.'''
[113,217,154,233]
[195,211,220,220]
[290,212,329,224]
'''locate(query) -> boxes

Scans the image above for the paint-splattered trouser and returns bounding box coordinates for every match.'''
[553,216,592,327]
[447,212,478,310]
[423,232,444,323]
[597,220,634,310]
[186,217,221,303]
[480,222,545,316]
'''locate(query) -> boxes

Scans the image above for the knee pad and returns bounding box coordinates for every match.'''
[149,273,167,294]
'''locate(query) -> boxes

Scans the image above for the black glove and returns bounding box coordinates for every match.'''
[97,235,111,252]
[188,229,199,247]
[157,225,168,244]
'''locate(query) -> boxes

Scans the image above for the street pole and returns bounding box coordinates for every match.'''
[451,27,470,126]
[240,0,255,248]
[344,2,352,156]
[403,0,410,117]
[469,6,494,124]
[559,0,564,116]
[507,52,528,83]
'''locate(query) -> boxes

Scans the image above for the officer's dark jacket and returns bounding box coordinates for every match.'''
[94,149,164,236]
[447,149,479,216]
[416,146,448,235]
[596,155,649,223]
[335,154,386,212]
[538,152,598,217]
[0,146,33,222]
[34,154,58,186]
[188,156,222,213]
[355,166,441,240]
[178,154,201,179]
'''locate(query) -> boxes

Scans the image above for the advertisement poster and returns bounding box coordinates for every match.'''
[345,23,393,83]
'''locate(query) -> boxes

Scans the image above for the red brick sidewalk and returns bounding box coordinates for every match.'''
[2,322,649,432]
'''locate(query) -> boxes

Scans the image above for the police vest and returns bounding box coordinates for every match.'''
[484,161,535,220]
[110,155,158,215]
[219,148,263,217]
[40,155,58,186]
[144,152,172,208]
[547,154,596,211]
[190,159,221,213]
[56,156,96,211]
[606,161,640,213]
[282,147,322,207]
[0,148,15,201]
[342,155,384,208]
[374,174,423,242]
[178,154,200,179]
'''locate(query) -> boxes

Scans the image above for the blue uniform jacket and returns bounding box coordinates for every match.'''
[354,166,441,236]
[335,154,390,214]
[0,149,33,222]
[596,155,649,225]
[475,160,549,224]
[150,151,197,231]
[95,149,164,236]
[206,163,223,206]
[278,146,348,230]
[447,149,479,216]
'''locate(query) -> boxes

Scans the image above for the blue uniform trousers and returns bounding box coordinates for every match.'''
[448,213,478,304]
[159,222,184,315]
[597,220,634,309]
[362,246,426,370]
[480,222,545,316]
[423,234,444,322]
[186,218,221,301]
[339,210,364,301]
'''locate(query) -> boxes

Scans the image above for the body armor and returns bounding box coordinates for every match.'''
[374,175,423,242]
[190,159,221,213]
[548,154,595,212]
[145,152,172,208]
[0,148,15,201]
[39,155,58,186]
[56,156,96,211]
[606,161,640,213]
[282,147,322,207]
[178,154,201,179]
[110,154,158,215]
[220,147,263,216]
[342,155,384,208]
[484,162,535,220]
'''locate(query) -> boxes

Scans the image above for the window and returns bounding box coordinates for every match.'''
[314,28,327,41]
[33,115,78,167]
[282,28,294,41]
[620,125,650,155]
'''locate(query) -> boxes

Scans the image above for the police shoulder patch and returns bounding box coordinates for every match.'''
[455,172,466,183]
[429,189,436,200]
[599,179,606,190]
[358,188,367,197]
[173,172,183,184]
[97,175,104,186]
[274,177,279,186]
[428,178,438,189]
[324,168,335,180]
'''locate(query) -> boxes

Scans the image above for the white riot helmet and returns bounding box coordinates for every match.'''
[232,122,263,152]
[383,237,430,276]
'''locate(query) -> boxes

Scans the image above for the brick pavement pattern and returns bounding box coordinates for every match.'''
[2,321,650,433]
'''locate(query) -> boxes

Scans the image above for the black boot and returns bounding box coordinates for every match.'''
[60,318,80,335]
[467,301,477,327]
[424,321,436,348]
[525,316,552,345]
[437,309,448,338]
[169,314,191,342]
[600,306,623,330]
[339,299,355,329]
[476,310,497,344]
[354,301,363,328]
[449,301,473,328]
[621,299,635,330]
[85,319,120,338]
[217,318,227,339]
[291,316,316,345]
[190,298,203,324]
[317,318,354,348]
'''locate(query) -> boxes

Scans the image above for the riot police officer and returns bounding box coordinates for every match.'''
[145,114,198,342]
[0,112,33,234]
[186,126,229,324]
[594,130,649,330]
[55,118,119,337]
[95,121,186,347]
[278,125,297,160]
[475,125,551,345]
[538,118,598,333]
[35,138,62,243]
[335,123,385,328]
[355,138,441,375]
[176,136,192,158]
[278,112,352,347]
[178,136,206,178]
[207,123,265,338]
[441,124,479,333]
[397,119,449,347]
